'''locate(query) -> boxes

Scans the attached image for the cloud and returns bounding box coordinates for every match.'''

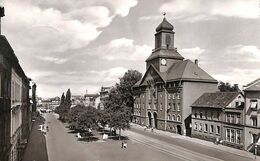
[36,56,68,64]
[159,0,259,22]
[179,47,205,61]
[90,67,128,83]
[86,38,152,61]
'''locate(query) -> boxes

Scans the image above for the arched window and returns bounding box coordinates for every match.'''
[194,112,197,118]
[172,114,176,120]
[168,115,171,120]
[177,115,181,122]
[200,112,203,118]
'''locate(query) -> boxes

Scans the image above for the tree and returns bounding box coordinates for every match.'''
[218,81,240,92]
[76,106,99,133]
[68,105,86,130]
[118,70,142,119]
[65,88,72,106]
[60,92,65,105]
[103,70,142,139]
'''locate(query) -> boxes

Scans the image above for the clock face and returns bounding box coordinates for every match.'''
[161,59,167,66]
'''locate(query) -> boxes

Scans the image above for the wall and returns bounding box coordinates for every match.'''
[183,81,218,135]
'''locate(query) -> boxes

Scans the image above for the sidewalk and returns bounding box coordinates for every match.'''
[22,116,49,161]
[130,123,260,160]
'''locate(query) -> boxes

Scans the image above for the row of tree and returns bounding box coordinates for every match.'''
[55,88,71,122]
[55,70,142,138]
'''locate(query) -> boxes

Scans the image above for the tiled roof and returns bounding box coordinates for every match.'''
[0,35,28,82]
[243,78,260,91]
[166,59,217,82]
[191,92,240,108]
[146,49,184,62]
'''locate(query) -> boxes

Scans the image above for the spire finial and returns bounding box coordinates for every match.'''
[163,12,166,17]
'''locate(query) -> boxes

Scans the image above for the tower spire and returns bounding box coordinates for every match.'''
[0,6,5,35]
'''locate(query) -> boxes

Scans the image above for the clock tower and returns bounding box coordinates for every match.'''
[146,17,184,72]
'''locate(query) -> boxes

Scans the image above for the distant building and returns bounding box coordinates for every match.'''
[84,93,99,108]
[191,92,245,149]
[99,86,112,110]
[132,17,218,135]
[243,78,260,152]
[71,95,85,106]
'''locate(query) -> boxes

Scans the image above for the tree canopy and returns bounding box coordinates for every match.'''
[103,69,142,137]
[218,81,240,92]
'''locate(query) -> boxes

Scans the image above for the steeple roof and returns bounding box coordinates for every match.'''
[156,17,174,32]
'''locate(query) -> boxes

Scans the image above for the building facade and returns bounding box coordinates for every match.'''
[0,34,31,161]
[132,17,218,136]
[99,86,112,110]
[243,78,260,152]
[191,92,245,149]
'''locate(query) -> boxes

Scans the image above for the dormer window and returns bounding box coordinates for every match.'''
[250,100,258,110]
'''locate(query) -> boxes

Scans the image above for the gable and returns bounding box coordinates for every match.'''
[139,65,165,86]
[244,78,260,91]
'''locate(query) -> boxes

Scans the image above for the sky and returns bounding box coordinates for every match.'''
[1,0,259,98]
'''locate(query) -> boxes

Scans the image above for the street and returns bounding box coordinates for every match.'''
[44,113,256,161]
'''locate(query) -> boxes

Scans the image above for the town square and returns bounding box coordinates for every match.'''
[0,0,260,161]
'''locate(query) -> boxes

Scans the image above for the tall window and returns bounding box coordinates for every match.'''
[177,92,180,99]
[211,112,214,120]
[168,94,171,99]
[226,113,230,123]
[168,103,171,110]
[210,125,214,133]
[252,117,257,126]
[172,103,176,111]
[231,129,235,143]
[172,114,176,120]
[236,114,241,124]
[194,112,197,118]
[216,126,220,134]
[168,115,171,120]
[204,124,208,132]
[250,100,258,110]
[172,93,175,99]
[226,129,230,141]
[177,115,181,122]
[177,103,180,111]
[199,123,202,131]
[194,122,198,130]
[200,112,203,119]
[231,114,235,123]
[205,112,208,119]
[236,130,241,144]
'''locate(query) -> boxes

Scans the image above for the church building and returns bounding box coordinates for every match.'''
[132,17,218,136]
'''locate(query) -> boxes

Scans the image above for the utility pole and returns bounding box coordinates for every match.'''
[0,6,5,35]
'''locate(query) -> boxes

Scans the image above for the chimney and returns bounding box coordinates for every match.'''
[195,59,198,66]
[0,6,5,35]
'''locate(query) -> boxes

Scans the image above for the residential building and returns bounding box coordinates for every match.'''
[132,17,218,136]
[191,92,245,149]
[84,93,99,108]
[0,34,31,161]
[99,86,112,110]
[243,78,260,152]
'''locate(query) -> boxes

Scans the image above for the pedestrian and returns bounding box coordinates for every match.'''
[121,141,124,148]
[123,141,127,148]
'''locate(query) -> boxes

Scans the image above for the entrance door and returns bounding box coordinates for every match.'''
[148,112,152,128]
[153,112,157,129]
[177,125,182,135]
